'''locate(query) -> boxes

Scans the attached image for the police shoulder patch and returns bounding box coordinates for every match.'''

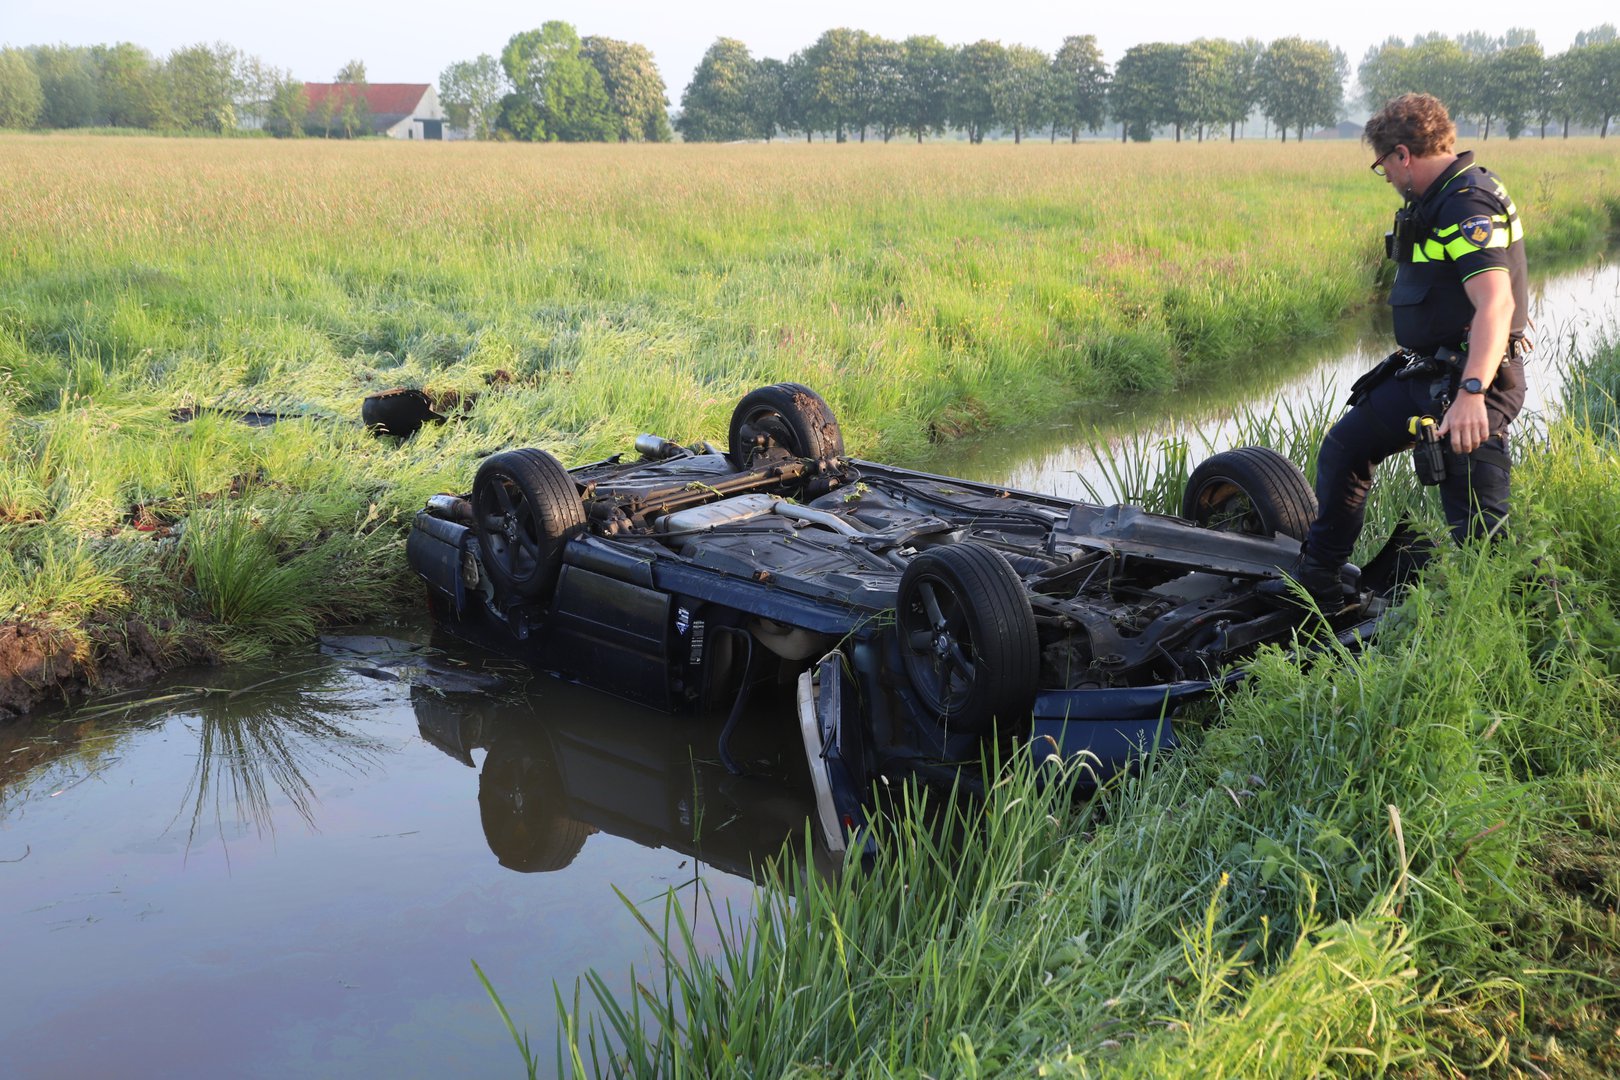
[1460,215,1493,247]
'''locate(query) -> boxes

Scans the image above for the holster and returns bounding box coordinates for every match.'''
[1444,438,1512,472]
[1437,344,1523,394]
[1347,350,1412,407]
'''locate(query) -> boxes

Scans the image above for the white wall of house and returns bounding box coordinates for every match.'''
[390,86,445,139]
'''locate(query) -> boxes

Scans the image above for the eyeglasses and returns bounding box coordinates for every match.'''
[1370,148,1400,177]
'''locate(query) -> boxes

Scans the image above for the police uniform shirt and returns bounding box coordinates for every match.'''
[1388,150,1528,357]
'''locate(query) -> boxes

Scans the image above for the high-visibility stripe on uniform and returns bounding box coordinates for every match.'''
[1445,232,1509,258]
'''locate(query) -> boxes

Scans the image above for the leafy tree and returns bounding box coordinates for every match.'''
[857,34,906,141]
[495,93,543,141]
[582,36,671,142]
[1405,37,1471,109]
[1359,36,1469,115]
[1568,40,1620,136]
[899,35,952,143]
[0,48,43,129]
[313,84,340,136]
[308,61,366,137]
[167,43,237,132]
[677,38,759,141]
[751,57,788,141]
[1574,24,1617,48]
[93,43,168,128]
[330,61,372,139]
[1546,49,1590,137]
[501,21,616,141]
[231,53,280,131]
[1477,42,1543,138]
[950,40,1007,143]
[1198,37,1262,142]
[439,55,506,140]
[28,45,98,128]
[1110,43,1177,141]
[267,74,307,138]
[1533,52,1563,137]
[795,28,863,141]
[1358,37,1409,110]
[1050,35,1107,142]
[1454,31,1503,58]
[1169,40,1226,142]
[1256,37,1345,142]
[990,44,1052,144]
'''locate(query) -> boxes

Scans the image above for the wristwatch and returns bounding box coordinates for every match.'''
[1460,377,1486,395]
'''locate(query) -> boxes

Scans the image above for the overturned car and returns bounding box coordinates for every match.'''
[404,383,1401,853]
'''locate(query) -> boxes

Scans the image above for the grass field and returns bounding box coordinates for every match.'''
[2,135,1616,694]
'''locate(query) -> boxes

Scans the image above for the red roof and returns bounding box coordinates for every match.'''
[303,83,431,116]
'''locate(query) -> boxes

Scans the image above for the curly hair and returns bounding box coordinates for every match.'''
[1364,93,1456,158]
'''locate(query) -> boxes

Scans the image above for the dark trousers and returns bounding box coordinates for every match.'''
[1306,372,1513,568]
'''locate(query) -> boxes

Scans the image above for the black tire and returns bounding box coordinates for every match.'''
[361,387,442,438]
[896,543,1040,735]
[479,734,592,873]
[1181,446,1317,541]
[471,448,586,601]
[728,383,844,469]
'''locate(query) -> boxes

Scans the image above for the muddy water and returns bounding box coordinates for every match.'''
[3,256,1615,1078]
[0,638,822,1077]
[944,256,1620,499]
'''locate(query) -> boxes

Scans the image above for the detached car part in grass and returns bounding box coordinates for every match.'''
[404,383,1405,854]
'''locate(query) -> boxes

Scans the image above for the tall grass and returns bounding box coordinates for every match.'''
[553,330,1620,1076]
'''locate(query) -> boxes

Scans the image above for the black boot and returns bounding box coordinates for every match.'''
[1258,550,1355,611]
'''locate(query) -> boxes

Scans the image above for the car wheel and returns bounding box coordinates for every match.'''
[728,383,844,469]
[896,543,1039,735]
[362,387,442,438]
[479,734,592,873]
[1181,447,1317,541]
[471,448,586,602]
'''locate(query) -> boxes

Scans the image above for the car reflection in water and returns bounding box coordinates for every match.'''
[410,670,838,882]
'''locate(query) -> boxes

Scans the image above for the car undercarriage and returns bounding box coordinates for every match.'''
[396,383,1405,853]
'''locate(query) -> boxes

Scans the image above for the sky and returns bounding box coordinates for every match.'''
[2,1,1607,101]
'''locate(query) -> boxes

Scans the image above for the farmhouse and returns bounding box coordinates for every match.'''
[303,83,446,139]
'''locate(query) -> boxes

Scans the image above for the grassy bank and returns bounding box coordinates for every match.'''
[556,330,1620,1077]
[2,136,1617,713]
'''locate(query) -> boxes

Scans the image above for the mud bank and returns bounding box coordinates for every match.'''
[0,618,213,722]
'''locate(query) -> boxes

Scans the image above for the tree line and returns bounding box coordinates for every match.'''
[0,42,386,137]
[675,24,1620,143]
[2,23,1617,141]
[678,33,1343,144]
[1359,27,1620,139]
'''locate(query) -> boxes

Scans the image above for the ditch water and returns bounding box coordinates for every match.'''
[1,255,1615,1078]
[947,254,1620,498]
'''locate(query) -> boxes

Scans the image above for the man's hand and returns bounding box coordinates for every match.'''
[1437,392,1490,454]
[1437,268,1513,456]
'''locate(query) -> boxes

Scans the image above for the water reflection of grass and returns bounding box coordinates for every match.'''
[2,661,387,844]
[176,671,386,844]
[560,328,1620,1075]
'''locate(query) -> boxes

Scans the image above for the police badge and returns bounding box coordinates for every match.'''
[1460,215,1493,246]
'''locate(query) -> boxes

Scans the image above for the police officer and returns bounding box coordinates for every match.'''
[1272,93,1528,608]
